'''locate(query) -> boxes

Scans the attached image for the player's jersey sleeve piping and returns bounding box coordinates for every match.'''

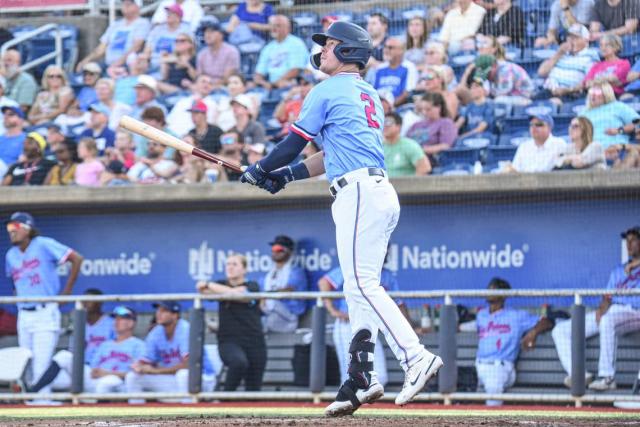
[290,123,315,141]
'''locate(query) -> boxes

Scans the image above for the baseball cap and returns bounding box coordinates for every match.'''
[474,54,496,80]
[106,159,127,174]
[230,94,253,111]
[1,105,25,119]
[270,235,295,252]
[134,74,158,95]
[111,305,137,320]
[6,212,35,228]
[621,226,640,239]
[165,3,184,19]
[88,102,110,116]
[529,112,554,129]
[188,100,208,114]
[82,62,102,74]
[153,300,181,313]
[27,132,47,151]
[200,20,223,33]
[567,23,590,39]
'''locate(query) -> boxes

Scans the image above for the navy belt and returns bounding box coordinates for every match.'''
[329,167,385,197]
[20,304,46,311]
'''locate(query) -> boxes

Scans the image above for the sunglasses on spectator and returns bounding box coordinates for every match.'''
[176,38,191,43]
[426,50,438,55]
[530,121,546,127]
[47,74,63,79]
[3,111,17,117]
[6,222,30,233]
[383,44,399,50]
[421,73,436,80]
[569,123,581,129]
[83,71,98,75]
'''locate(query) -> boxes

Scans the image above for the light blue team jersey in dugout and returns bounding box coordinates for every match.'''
[476,307,539,363]
[290,73,386,181]
[90,336,146,372]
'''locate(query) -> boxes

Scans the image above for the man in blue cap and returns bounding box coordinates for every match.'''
[4,212,83,403]
[505,113,567,173]
[0,105,27,169]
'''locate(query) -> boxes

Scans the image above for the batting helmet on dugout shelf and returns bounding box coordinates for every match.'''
[310,21,373,70]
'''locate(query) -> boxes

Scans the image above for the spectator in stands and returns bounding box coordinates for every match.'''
[555,116,606,169]
[367,13,390,65]
[44,139,79,186]
[28,65,74,126]
[1,49,37,112]
[537,24,599,100]
[52,99,89,137]
[407,92,458,165]
[261,235,308,334]
[74,137,105,187]
[0,106,26,169]
[231,94,265,146]
[553,226,640,391]
[29,306,143,397]
[95,78,131,131]
[214,73,260,132]
[424,42,457,90]
[108,131,136,170]
[474,53,534,106]
[172,135,206,183]
[458,35,504,92]
[187,100,223,154]
[456,77,494,140]
[131,75,166,120]
[226,0,274,43]
[197,253,266,391]
[253,15,308,92]
[158,33,197,94]
[126,301,216,403]
[417,65,459,120]
[76,63,102,112]
[479,0,525,47]
[274,75,314,137]
[80,103,116,155]
[439,0,486,54]
[580,82,639,147]
[535,0,596,47]
[135,107,174,158]
[152,0,203,32]
[127,140,178,184]
[196,21,240,88]
[475,278,553,406]
[590,0,639,40]
[404,17,430,72]
[584,34,631,96]
[0,76,19,136]
[45,124,74,151]
[217,133,245,182]
[505,113,567,173]
[144,4,191,72]
[167,74,217,137]
[112,53,150,105]
[626,57,640,94]
[383,112,431,177]
[367,37,418,107]
[77,0,150,70]
[2,132,55,186]
[100,160,131,186]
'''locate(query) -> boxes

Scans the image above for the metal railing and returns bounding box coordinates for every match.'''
[0,23,62,74]
[0,288,639,406]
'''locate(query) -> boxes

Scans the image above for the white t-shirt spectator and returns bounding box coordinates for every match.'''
[512,136,567,172]
[127,159,178,183]
[166,94,218,137]
[439,3,486,45]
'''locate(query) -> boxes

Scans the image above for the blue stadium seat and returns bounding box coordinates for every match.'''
[432,163,474,176]
[512,101,558,117]
[258,98,280,124]
[498,132,529,146]
[485,145,518,165]
[438,146,482,167]
[501,116,532,134]
[551,114,574,133]
[560,98,587,114]
[240,52,260,79]
[621,34,640,59]
[458,134,495,149]
[493,102,512,121]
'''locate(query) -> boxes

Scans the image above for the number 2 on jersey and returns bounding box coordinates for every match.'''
[360,93,380,129]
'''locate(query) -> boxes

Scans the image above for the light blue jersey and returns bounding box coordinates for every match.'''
[607,264,640,308]
[290,73,386,181]
[141,318,213,374]
[84,315,116,364]
[5,236,73,309]
[100,17,151,65]
[476,307,539,363]
[90,336,146,372]
[323,266,399,312]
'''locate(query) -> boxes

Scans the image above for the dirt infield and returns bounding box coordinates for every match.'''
[1,403,639,427]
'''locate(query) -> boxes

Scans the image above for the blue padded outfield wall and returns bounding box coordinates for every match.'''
[1,198,638,311]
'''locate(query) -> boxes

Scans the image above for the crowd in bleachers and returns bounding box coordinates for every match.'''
[0,0,639,185]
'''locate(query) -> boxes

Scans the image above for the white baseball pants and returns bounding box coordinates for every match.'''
[476,360,515,406]
[331,169,429,371]
[53,350,123,393]
[552,304,640,377]
[18,303,60,395]
[125,369,216,403]
[332,318,388,386]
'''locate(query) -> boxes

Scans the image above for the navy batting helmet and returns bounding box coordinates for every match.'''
[310,21,372,70]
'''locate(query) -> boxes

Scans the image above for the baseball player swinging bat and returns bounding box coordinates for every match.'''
[119,115,245,173]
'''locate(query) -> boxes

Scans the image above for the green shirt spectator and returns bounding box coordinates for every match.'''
[383,112,431,177]
[2,50,37,110]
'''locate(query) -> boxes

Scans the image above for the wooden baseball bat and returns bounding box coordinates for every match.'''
[119,115,245,173]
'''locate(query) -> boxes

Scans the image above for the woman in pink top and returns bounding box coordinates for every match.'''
[75,137,105,187]
[584,34,630,96]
